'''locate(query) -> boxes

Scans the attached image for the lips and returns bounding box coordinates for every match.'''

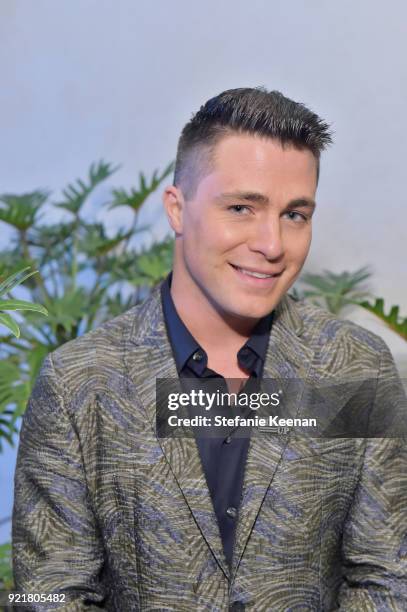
[230,264,283,279]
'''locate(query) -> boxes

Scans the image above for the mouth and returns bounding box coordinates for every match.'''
[229,263,284,285]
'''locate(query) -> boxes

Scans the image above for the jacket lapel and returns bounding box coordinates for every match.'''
[231,295,315,576]
[126,285,230,578]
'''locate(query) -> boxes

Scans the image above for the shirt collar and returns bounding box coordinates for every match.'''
[160,272,273,375]
[161,272,200,372]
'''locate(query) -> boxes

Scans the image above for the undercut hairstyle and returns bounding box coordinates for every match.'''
[173,86,333,201]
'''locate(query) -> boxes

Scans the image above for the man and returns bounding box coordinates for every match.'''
[12,87,407,610]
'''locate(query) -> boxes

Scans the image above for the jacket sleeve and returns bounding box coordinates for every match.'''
[12,352,107,611]
[337,342,407,611]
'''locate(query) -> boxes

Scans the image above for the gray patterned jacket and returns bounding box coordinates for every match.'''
[12,284,407,611]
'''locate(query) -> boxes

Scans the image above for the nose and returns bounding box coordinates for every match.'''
[247,214,284,260]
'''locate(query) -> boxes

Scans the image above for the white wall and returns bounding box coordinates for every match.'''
[1,0,406,541]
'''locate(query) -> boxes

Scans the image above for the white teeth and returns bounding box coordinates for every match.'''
[237,267,273,279]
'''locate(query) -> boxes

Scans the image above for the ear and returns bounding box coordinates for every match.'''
[163,185,184,235]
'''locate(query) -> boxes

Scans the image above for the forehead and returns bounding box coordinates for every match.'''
[204,133,318,195]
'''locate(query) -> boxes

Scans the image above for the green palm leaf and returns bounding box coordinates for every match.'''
[0,191,48,230]
[0,268,49,337]
[0,299,48,314]
[0,267,39,297]
[54,160,119,215]
[109,160,174,213]
[358,298,407,341]
[78,222,136,257]
[0,313,20,337]
[299,266,372,314]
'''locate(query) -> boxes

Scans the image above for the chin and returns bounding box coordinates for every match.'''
[223,301,275,321]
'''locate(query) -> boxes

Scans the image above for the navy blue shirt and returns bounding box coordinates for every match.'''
[160,273,273,566]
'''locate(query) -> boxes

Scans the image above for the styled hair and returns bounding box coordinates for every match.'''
[173,86,333,200]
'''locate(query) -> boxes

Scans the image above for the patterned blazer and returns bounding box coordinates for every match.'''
[12,284,407,611]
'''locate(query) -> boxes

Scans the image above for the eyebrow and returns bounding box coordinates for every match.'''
[215,190,316,210]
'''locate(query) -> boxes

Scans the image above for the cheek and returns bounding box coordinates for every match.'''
[185,214,241,254]
[285,227,312,260]
[217,225,245,253]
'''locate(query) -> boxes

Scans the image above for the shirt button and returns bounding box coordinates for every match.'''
[192,351,203,362]
[226,506,237,519]
[225,435,232,444]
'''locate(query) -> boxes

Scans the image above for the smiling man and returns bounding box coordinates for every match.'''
[165,132,317,344]
[13,87,407,611]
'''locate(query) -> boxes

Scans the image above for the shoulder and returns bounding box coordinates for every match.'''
[51,304,139,363]
[47,286,161,378]
[287,295,391,367]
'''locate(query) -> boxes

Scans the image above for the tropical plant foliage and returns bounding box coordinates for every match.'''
[0,159,174,451]
[0,267,48,338]
[0,267,49,448]
[297,266,372,314]
[0,542,13,590]
[295,267,407,343]
[359,298,407,342]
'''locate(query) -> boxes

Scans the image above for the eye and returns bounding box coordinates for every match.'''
[283,210,308,223]
[227,204,252,215]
